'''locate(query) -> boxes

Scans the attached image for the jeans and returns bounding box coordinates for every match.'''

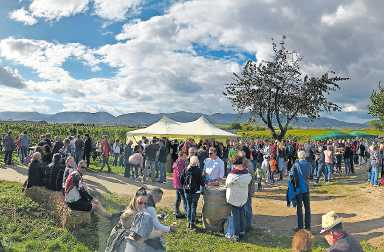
[316,162,327,183]
[112,153,119,166]
[344,158,351,175]
[184,191,200,224]
[20,147,28,163]
[243,197,253,231]
[370,160,378,185]
[74,149,82,164]
[296,192,311,230]
[144,160,157,182]
[231,205,245,237]
[158,162,166,182]
[359,155,365,165]
[325,164,332,181]
[124,163,131,178]
[101,155,111,172]
[175,189,187,215]
[83,151,91,167]
[225,215,235,238]
[4,150,12,165]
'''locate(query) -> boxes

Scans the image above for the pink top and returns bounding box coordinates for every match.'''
[324,150,333,164]
[172,158,186,189]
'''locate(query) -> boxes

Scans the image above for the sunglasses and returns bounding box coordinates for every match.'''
[135,187,147,197]
[209,153,214,155]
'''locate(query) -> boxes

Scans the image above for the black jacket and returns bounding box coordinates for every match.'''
[27,160,44,188]
[180,165,204,193]
[84,137,92,153]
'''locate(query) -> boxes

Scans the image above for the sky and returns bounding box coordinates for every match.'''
[0,0,382,123]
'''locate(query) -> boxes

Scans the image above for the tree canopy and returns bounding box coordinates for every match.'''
[224,37,348,140]
[368,82,384,121]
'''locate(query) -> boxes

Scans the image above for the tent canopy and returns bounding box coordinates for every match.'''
[127,116,237,137]
[349,131,377,138]
[312,131,351,141]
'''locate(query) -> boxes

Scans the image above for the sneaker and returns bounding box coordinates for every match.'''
[175,213,186,219]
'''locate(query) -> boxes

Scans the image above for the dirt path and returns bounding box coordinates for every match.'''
[1,164,383,248]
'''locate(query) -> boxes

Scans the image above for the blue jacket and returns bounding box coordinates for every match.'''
[290,160,310,194]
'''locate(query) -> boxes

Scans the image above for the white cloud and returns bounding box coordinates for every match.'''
[0,66,26,89]
[9,0,141,25]
[29,0,89,21]
[8,8,38,26]
[93,0,140,21]
[2,0,384,123]
[321,0,367,26]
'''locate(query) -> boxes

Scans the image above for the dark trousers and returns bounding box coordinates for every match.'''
[124,163,131,178]
[175,189,187,215]
[83,151,91,167]
[4,151,12,165]
[101,155,111,172]
[231,204,245,237]
[184,191,200,224]
[296,192,311,230]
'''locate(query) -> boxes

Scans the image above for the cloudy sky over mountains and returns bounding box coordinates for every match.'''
[0,0,382,122]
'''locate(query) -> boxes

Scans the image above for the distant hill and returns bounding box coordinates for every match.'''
[0,111,369,129]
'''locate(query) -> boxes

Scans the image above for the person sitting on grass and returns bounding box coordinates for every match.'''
[320,211,363,252]
[180,156,204,229]
[292,229,312,252]
[64,161,111,217]
[45,153,66,191]
[106,188,148,252]
[62,156,76,191]
[145,187,176,250]
[225,155,252,242]
[26,152,44,188]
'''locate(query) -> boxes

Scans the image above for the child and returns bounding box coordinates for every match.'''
[255,167,263,191]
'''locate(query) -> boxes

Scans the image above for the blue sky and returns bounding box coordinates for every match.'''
[0,0,381,123]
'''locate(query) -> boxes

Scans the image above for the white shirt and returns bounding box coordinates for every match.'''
[113,143,121,154]
[204,157,224,181]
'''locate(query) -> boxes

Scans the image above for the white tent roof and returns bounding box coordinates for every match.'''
[127,116,236,137]
[127,116,180,136]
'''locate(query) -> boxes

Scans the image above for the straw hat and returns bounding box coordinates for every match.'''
[320,211,343,234]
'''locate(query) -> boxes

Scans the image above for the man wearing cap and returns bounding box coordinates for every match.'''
[320,211,363,252]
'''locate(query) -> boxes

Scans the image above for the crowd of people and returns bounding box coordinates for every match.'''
[2,130,380,251]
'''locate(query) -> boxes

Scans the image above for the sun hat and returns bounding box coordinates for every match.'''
[320,211,343,234]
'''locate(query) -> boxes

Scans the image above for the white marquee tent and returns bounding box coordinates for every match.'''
[127,116,237,137]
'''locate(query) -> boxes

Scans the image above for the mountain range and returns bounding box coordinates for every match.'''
[0,111,370,129]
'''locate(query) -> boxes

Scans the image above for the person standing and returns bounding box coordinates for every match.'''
[320,211,363,252]
[83,134,92,168]
[181,156,203,229]
[100,136,111,172]
[157,140,167,183]
[369,145,379,187]
[324,146,334,182]
[52,136,64,155]
[144,139,159,182]
[290,151,311,231]
[225,155,252,241]
[172,151,188,218]
[343,144,353,176]
[74,135,84,165]
[19,131,29,164]
[3,131,15,166]
[112,139,121,166]
[203,147,224,185]
[123,141,133,178]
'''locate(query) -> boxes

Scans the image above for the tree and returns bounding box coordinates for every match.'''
[368,120,383,130]
[368,82,384,123]
[224,37,348,141]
